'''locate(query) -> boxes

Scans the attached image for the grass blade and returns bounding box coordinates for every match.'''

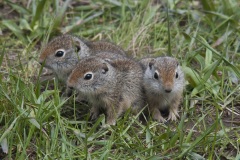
[178,119,219,158]
[196,35,240,78]
[2,20,27,43]
[30,0,48,28]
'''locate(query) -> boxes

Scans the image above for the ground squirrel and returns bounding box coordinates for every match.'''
[38,34,126,97]
[67,56,144,125]
[39,34,126,83]
[140,57,185,122]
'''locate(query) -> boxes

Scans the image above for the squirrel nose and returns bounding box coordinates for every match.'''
[165,89,172,93]
[67,83,74,90]
[39,57,45,65]
[68,86,74,90]
[164,83,172,93]
[39,60,44,65]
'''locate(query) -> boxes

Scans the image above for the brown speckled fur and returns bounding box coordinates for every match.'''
[38,35,126,99]
[39,34,126,83]
[140,57,185,122]
[87,41,126,56]
[39,35,77,62]
[68,56,144,125]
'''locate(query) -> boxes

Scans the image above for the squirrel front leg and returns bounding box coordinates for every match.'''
[90,105,100,120]
[167,97,181,121]
[151,107,166,123]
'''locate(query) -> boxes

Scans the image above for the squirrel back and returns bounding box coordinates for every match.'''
[87,41,126,56]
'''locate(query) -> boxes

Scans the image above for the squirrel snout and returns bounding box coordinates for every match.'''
[67,80,75,90]
[164,84,173,93]
[164,88,172,93]
[67,82,74,89]
[67,84,74,90]
[68,86,74,90]
[39,58,44,66]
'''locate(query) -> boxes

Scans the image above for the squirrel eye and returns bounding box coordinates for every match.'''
[154,72,159,79]
[175,72,179,79]
[55,50,65,57]
[76,46,81,52]
[84,73,93,80]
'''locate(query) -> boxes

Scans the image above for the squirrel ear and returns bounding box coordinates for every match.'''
[102,63,109,74]
[73,39,81,52]
[149,59,155,70]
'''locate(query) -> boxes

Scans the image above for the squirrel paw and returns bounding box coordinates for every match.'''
[153,113,167,123]
[167,108,179,121]
[90,108,99,121]
[106,118,116,126]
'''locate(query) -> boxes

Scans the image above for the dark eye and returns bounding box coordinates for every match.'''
[76,46,81,52]
[154,72,159,79]
[55,50,65,57]
[84,74,93,80]
[175,72,179,79]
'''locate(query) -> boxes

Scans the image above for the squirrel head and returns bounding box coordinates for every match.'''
[39,35,91,81]
[143,57,184,94]
[67,56,114,95]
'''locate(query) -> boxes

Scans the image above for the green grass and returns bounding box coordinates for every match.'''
[1,0,240,159]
